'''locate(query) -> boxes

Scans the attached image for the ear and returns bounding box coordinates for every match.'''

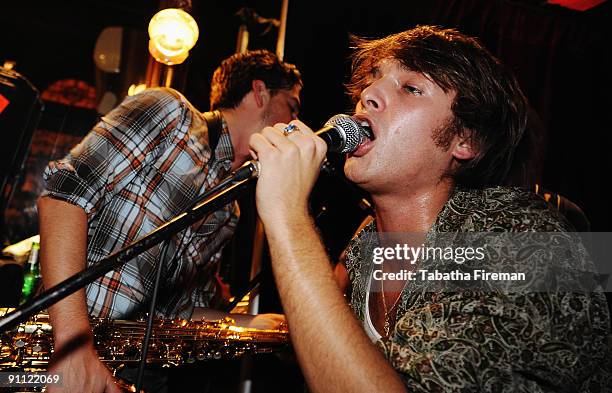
[251,80,269,108]
[451,134,477,161]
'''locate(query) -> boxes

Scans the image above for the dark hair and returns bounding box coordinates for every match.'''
[210,49,302,110]
[347,26,528,188]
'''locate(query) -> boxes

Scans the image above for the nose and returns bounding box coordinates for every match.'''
[359,79,386,112]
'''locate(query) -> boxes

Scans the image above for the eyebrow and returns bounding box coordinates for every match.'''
[397,64,436,85]
[370,65,381,77]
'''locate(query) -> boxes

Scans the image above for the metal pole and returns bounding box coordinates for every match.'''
[236,24,250,54]
[145,57,161,88]
[246,219,266,315]
[276,0,289,60]
[239,4,289,392]
[164,66,174,88]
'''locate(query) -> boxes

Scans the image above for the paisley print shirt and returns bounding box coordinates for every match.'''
[344,187,611,392]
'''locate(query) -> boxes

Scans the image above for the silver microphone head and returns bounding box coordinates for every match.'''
[324,114,367,153]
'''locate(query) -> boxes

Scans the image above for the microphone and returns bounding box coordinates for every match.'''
[231,114,368,181]
[316,114,368,154]
[181,114,369,220]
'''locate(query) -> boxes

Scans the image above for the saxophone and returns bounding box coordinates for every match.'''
[1,312,290,370]
[1,312,290,391]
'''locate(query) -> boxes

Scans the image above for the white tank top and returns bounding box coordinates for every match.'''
[364,273,383,342]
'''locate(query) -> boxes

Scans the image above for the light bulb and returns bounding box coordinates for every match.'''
[148,8,199,65]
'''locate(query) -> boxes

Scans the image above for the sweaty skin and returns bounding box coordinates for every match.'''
[249,121,407,393]
[249,60,475,392]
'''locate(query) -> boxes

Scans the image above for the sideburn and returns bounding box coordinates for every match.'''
[431,115,460,151]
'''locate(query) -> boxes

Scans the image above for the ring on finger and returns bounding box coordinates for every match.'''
[282,123,300,136]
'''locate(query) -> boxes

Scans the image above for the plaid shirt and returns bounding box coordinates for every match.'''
[43,88,238,319]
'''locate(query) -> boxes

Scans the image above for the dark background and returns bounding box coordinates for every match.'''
[1,0,611,305]
[1,1,610,391]
[1,0,610,233]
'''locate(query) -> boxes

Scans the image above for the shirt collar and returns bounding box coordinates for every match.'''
[213,112,235,165]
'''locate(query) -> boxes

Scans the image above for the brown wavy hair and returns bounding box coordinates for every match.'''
[347,26,528,188]
[210,50,302,111]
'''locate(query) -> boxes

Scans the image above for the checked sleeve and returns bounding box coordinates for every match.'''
[43,88,189,215]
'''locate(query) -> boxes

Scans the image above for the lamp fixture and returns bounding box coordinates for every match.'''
[148,8,199,65]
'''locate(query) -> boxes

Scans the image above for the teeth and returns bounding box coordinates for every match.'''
[359,121,374,140]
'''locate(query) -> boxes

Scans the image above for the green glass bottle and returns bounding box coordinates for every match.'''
[20,241,40,304]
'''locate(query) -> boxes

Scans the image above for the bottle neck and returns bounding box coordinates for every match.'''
[26,243,40,272]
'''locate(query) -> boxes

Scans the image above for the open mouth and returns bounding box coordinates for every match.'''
[350,118,375,157]
[358,120,375,141]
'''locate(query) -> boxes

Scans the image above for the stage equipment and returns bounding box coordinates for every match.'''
[0,311,289,392]
[148,8,199,66]
[0,312,289,369]
[276,0,289,59]
[0,68,42,235]
[0,113,365,331]
[94,27,123,73]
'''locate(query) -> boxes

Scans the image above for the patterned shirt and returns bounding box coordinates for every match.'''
[43,88,238,319]
[344,187,611,392]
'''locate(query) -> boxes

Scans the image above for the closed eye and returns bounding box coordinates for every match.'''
[403,85,423,95]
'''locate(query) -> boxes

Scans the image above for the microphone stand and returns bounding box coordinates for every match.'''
[0,160,260,333]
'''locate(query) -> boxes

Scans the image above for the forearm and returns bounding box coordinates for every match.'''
[264,213,407,393]
[249,121,406,392]
[38,196,93,347]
